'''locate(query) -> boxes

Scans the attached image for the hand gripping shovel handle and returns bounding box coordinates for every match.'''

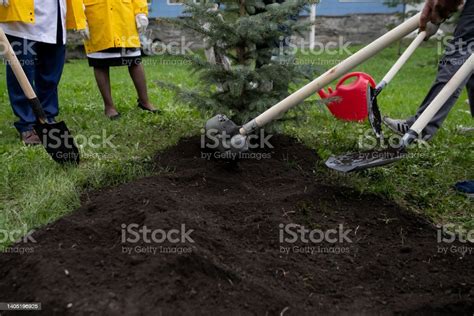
[0,28,47,124]
[402,53,474,146]
[239,13,422,135]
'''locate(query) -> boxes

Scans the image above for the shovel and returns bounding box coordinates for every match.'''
[0,28,80,165]
[326,53,474,172]
[323,31,429,173]
[368,30,428,141]
[205,13,423,154]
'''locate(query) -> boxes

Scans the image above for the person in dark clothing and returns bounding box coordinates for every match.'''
[383,0,473,140]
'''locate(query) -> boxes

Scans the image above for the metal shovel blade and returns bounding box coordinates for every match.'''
[368,87,383,140]
[34,121,80,165]
[325,147,407,173]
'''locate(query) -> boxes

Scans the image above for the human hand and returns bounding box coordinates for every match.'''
[420,0,464,30]
[136,14,149,34]
[78,26,90,40]
[422,22,440,40]
[1,0,9,7]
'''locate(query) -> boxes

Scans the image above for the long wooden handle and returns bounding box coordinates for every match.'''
[407,53,474,136]
[0,28,36,98]
[240,12,422,135]
[380,30,426,86]
[0,27,47,123]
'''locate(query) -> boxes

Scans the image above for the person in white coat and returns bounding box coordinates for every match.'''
[0,0,85,145]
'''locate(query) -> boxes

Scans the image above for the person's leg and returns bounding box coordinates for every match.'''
[404,50,471,139]
[467,74,474,116]
[93,67,120,118]
[5,36,38,134]
[387,8,473,140]
[34,42,66,123]
[128,62,156,111]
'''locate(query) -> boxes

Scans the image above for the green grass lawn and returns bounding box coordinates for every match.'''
[0,41,472,248]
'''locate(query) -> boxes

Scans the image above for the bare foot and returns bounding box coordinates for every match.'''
[105,106,120,119]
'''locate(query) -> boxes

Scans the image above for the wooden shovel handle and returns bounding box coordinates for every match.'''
[380,31,427,86]
[0,27,47,123]
[409,53,474,135]
[239,12,422,135]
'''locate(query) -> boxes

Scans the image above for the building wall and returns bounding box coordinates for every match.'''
[149,0,184,18]
[143,13,402,49]
[301,14,401,45]
[66,13,405,58]
[67,0,413,57]
[148,0,403,18]
[303,0,402,17]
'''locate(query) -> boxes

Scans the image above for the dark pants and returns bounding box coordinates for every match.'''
[6,36,66,133]
[406,0,474,139]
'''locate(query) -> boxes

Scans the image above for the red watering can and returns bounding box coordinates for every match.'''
[318,72,376,122]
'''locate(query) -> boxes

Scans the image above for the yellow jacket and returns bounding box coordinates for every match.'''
[0,0,87,30]
[83,0,148,54]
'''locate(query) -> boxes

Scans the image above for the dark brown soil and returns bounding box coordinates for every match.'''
[0,135,473,315]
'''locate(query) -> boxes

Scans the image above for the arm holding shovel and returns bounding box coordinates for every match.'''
[383,0,473,141]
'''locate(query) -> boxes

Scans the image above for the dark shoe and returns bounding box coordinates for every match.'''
[105,106,121,120]
[454,180,474,199]
[137,100,160,114]
[383,116,410,136]
[108,113,121,120]
[21,130,41,146]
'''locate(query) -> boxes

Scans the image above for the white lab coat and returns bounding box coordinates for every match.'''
[0,0,67,44]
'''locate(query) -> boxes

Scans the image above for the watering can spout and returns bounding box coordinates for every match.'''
[318,87,333,99]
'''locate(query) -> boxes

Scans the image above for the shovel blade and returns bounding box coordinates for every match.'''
[368,87,383,140]
[325,148,407,173]
[34,121,80,165]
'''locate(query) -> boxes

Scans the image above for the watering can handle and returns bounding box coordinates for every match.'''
[336,72,376,89]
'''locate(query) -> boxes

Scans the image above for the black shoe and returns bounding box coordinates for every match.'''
[108,113,121,120]
[137,100,160,114]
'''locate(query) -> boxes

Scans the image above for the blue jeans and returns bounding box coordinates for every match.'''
[6,35,66,133]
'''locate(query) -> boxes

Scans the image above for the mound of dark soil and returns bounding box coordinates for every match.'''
[0,135,473,315]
